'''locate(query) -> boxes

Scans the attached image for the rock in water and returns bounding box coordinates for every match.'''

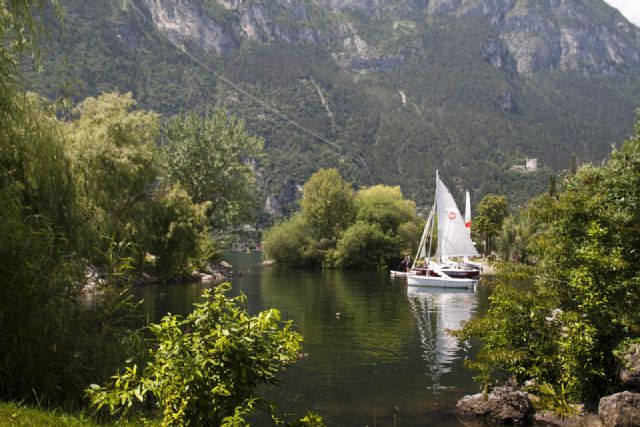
[456,386,532,424]
[599,392,640,427]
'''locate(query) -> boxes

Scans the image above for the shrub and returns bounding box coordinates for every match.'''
[326,221,396,270]
[262,214,320,268]
[87,283,304,425]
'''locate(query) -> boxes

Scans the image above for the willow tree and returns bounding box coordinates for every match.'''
[161,109,263,228]
[300,168,356,241]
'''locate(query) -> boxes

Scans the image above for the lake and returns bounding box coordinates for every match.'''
[134,252,493,426]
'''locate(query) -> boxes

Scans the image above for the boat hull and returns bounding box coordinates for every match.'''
[439,268,480,279]
[390,270,410,277]
[407,273,476,288]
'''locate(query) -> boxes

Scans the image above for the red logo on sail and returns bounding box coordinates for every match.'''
[448,211,457,221]
[465,220,471,228]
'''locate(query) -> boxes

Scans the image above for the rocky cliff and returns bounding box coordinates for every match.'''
[24,0,640,218]
[141,0,640,76]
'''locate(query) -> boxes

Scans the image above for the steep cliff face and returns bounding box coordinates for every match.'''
[488,0,640,75]
[141,0,640,76]
[23,0,640,218]
[142,0,347,52]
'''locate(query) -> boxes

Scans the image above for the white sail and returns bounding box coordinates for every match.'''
[436,175,479,258]
[464,190,471,237]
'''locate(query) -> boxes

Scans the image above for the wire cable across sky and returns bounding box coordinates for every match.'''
[125,0,373,181]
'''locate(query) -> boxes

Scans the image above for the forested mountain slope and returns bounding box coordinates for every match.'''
[24,0,640,216]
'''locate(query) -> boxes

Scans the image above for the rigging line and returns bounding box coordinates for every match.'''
[125,0,374,182]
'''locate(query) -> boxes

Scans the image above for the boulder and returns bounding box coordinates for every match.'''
[456,386,532,424]
[620,344,640,390]
[534,411,603,427]
[599,391,640,427]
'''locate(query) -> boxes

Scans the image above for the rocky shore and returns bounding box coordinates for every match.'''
[82,260,236,291]
[456,343,640,426]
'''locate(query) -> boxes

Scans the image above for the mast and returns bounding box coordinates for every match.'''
[411,205,433,270]
[435,170,441,262]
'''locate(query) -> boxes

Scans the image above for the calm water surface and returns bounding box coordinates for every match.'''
[134,252,493,426]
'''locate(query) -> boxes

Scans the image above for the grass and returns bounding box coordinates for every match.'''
[0,402,98,426]
[0,401,149,426]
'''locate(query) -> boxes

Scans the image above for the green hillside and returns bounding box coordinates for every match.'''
[22,0,640,215]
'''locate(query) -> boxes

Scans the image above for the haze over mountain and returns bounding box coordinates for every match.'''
[603,0,640,26]
[25,0,640,217]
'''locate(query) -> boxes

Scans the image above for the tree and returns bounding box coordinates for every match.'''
[300,168,355,241]
[65,92,159,257]
[355,185,416,234]
[474,194,508,255]
[454,138,640,408]
[263,175,421,269]
[149,184,215,274]
[88,283,305,426]
[326,221,396,270]
[262,214,320,268]
[161,109,263,228]
[621,109,640,155]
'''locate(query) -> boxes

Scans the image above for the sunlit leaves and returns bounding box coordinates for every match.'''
[87,283,303,425]
[456,123,640,408]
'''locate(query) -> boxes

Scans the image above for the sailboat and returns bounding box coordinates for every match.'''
[406,172,480,288]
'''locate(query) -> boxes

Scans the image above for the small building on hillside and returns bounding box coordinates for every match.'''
[510,158,538,173]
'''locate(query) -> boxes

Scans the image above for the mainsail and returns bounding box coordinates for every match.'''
[435,174,479,258]
[464,190,472,235]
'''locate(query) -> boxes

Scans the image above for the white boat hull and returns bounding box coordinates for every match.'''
[390,270,410,277]
[407,273,476,288]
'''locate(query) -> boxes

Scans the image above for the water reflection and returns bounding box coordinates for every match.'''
[132,253,489,426]
[406,287,477,392]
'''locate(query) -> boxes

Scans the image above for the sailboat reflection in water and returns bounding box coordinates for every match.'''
[407,286,477,390]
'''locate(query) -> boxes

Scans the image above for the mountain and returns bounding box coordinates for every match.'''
[23,0,640,216]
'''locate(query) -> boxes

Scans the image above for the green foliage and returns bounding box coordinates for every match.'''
[264,171,419,270]
[66,92,159,256]
[497,201,545,263]
[1,93,77,236]
[455,132,640,408]
[161,109,263,228]
[621,109,640,155]
[0,192,86,404]
[474,194,509,255]
[262,214,320,268]
[87,283,304,426]
[326,221,395,270]
[0,0,262,416]
[355,185,416,234]
[150,184,214,274]
[18,0,640,213]
[300,168,355,240]
[0,0,60,118]
[538,382,580,418]
[60,92,221,273]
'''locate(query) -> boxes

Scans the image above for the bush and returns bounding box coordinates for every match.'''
[87,283,304,425]
[150,184,214,274]
[326,221,396,270]
[262,214,321,268]
[453,145,640,408]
